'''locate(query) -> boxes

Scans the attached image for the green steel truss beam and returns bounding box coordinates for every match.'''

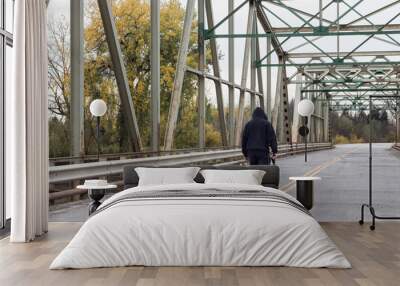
[344,0,400,26]
[197,1,400,119]
[262,0,335,26]
[302,88,400,93]
[317,97,400,103]
[259,61,400,68]
[341,11,400,61]
[325,97,400,111]
[204,0,400,77]
[288,51,400,58]
[312,94,400,112]
[205,0,248,36]
[205,30,400,39]
[290,79,400,85]
[341,0,400,47]
[267,24,400,33]
[257,0,337,63]
[329,105,395,111]
[255,1,285,57]
[252,1,400,65]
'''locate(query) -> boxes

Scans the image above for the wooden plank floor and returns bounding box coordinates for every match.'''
[1,222,400,286]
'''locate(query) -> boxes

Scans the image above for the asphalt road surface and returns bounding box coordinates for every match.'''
[50,143,400,222]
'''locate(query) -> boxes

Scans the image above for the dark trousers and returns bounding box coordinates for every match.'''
[247,150,270,165]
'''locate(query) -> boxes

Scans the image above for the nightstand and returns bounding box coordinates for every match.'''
[289,177,321,210]
[77,184,117,215]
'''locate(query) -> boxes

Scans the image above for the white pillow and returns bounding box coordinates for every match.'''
[200,169,265,185]
[135,167,200,186]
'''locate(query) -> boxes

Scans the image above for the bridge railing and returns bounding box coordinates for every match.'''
[49,146,232,166]
[49,143,332,184]
[48,143,332,202]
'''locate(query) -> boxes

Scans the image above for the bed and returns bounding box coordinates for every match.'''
[50,165,350,269]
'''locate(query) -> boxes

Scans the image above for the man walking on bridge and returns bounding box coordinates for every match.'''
[241,107,278,165]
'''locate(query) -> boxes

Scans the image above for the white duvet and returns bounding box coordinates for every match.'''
[50,183,350,269]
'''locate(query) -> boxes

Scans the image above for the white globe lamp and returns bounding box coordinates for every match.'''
[90,99,107,117]
[298,99,314,117]
[89,99,107,159]
[297,99,314,163]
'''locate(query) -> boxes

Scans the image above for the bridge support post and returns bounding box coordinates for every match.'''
[266,38,272,117]
[272,59,290,144]
[310,96,315,143]
[150,0,160,152]
[255,0,285,133]
[198,0,206,148]
[292,74,302,144]
[164,0,196,150]
[97,0,142,152]
[307,111,312,144]
[324,94,330,143]
[271,64,282,133]
[205,0,228,147]
[250,16,257,112]
[70,0,84,157]
[235,2,255,146]
[256,34,264,109]
[314,91,320,142]
[280,65,291,145]
[319,97,323,142]
[228,0,235,146]
[397,112,400,144]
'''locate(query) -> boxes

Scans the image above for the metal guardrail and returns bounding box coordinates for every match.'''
[49,143,332,184]
[49,146,232,166]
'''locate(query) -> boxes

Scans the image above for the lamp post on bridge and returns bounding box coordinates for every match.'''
[90,99,108,159]
[298,99,315,162]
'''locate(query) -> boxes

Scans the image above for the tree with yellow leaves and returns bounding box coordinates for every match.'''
[48,0,223,156]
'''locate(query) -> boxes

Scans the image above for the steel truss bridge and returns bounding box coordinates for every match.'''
[59,0,400,200]
[70,0,400,152]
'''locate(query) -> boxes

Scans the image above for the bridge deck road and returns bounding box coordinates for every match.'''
[279,143,400,221]
[50,143,400,222]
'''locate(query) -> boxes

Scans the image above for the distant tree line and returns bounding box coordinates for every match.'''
[288,99,397,144]
[331,109,397,144]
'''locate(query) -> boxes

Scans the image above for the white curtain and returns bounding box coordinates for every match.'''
[7,0,49,242]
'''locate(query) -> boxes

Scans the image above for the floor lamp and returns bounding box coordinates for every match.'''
[298,99,315,162]
[89,99,107,159]
[359,95,400,230]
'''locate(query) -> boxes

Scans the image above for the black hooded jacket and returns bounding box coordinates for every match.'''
[241,108,278,157]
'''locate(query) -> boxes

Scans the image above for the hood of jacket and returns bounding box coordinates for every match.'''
[252,107,268,121]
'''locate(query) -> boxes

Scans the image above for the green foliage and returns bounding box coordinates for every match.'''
[333,135,349,145]
[331,109,396,143]
[48,118,70,157]
[333,134,364,145]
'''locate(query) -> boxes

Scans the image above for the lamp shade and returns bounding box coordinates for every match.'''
[89,99,107,117]
[298,99,314,117]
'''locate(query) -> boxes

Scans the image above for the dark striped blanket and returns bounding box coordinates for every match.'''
[92,189,310,217]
